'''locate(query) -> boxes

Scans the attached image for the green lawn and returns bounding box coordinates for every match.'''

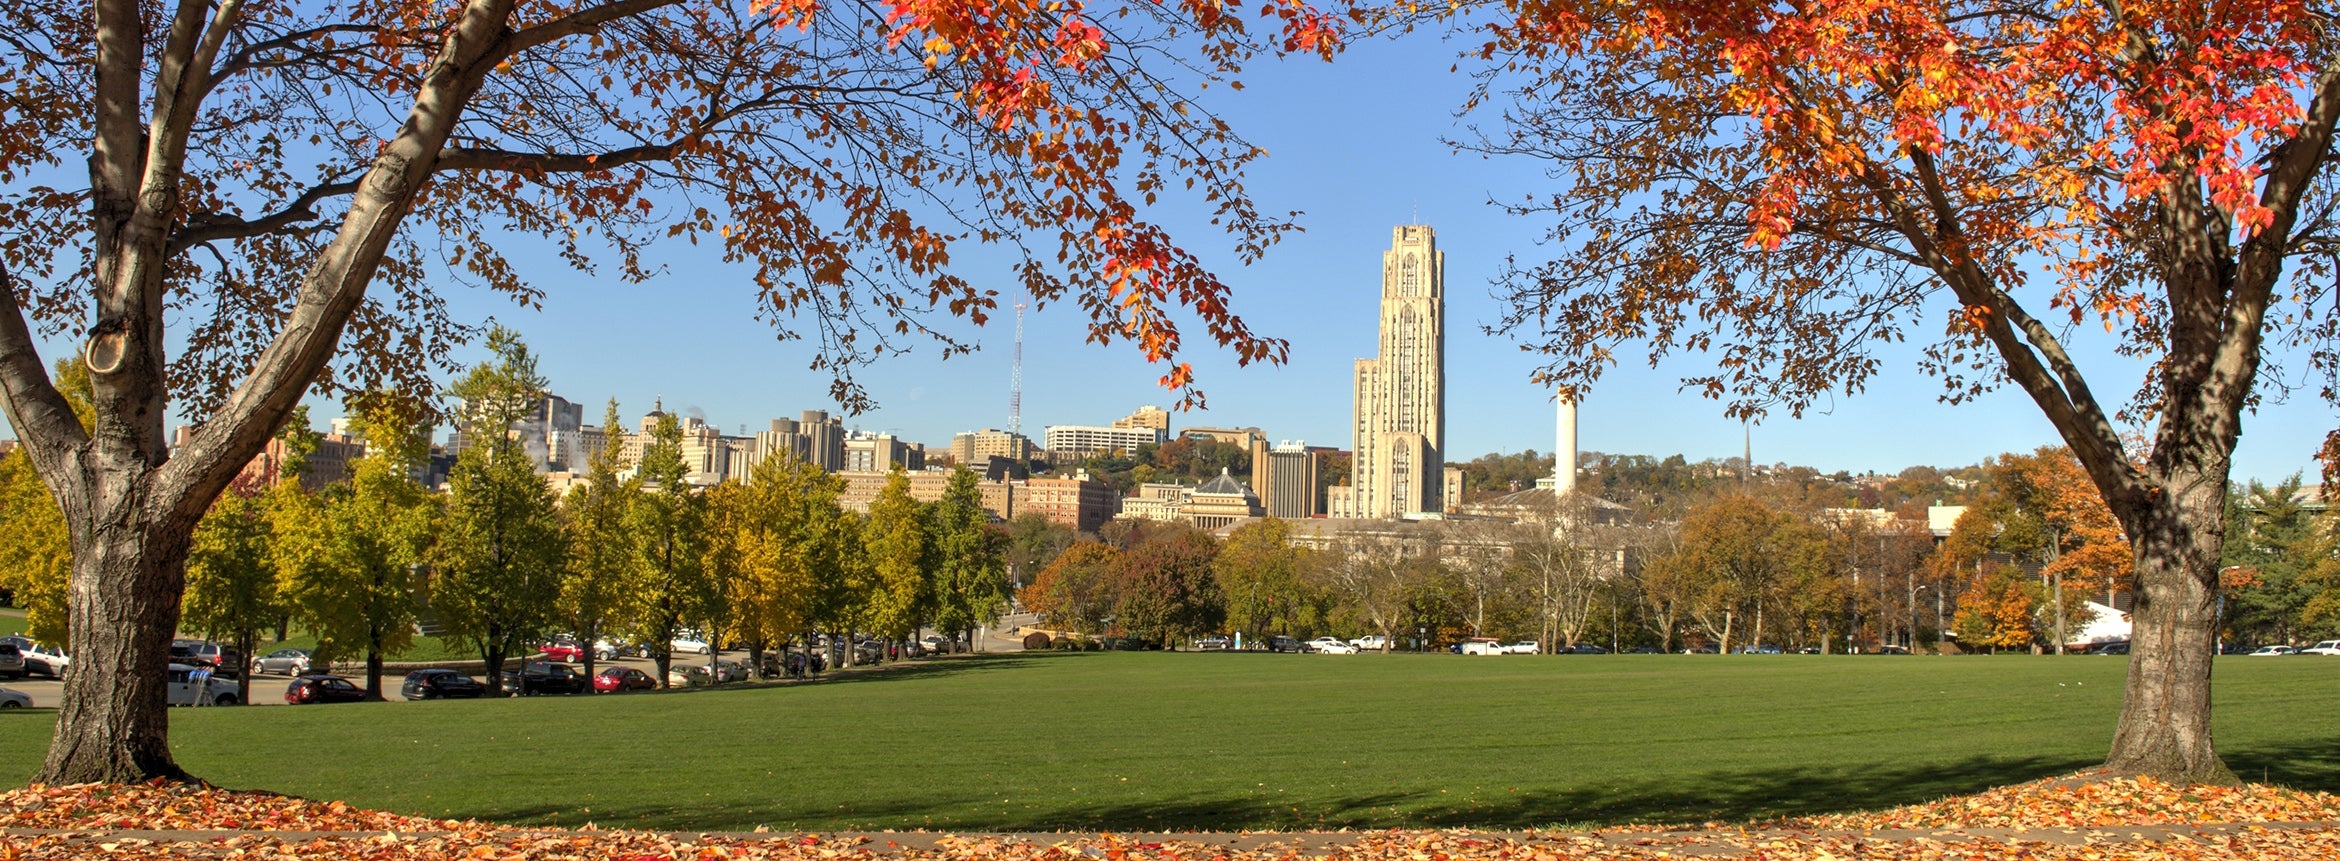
[3,651,2335,831]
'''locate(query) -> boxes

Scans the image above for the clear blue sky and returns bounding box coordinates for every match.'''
[24,33,2338,486]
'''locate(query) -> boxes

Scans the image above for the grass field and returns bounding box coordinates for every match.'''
[4,651,2336,832]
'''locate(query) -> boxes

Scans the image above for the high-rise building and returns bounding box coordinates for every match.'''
[1262,441,1320,519]
[1330,224,1446,519]
[1044,424,1164,461]
[746,411,845,475]
[951,429,1037,466]
[1115,405,1170,435]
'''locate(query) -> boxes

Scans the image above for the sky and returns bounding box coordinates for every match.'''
[17,27,2338,486]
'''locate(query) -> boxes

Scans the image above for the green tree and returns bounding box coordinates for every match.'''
[0,448,71,644]
[0,359,91,644]
[619,413,710,688]
[183,484,278,704]
[432,328,566,692]
[275,394,435,699]
[1215,518,1317,642]
[2223,476,2315,645]
[722,452,847,672]
[560,400,636,683]
[858,469,931,662]
[1666,496,1831,653]
[926,467,1009,648]
[1004,512,1075,592]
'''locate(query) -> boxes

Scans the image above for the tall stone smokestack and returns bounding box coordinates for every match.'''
[1555,393,1578,497]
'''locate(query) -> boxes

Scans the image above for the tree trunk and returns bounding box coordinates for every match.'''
[41,518,195,783]
[2105,471,2236,784]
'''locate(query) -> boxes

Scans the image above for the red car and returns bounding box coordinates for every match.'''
[594,666,656,693]
[539,641,585,662]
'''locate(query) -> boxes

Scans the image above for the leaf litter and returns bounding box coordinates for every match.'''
[3,773,2337,859]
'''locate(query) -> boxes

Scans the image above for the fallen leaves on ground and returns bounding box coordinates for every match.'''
[3,775,2339,860]
[1772,772,2340,830]
[0,780,465,832]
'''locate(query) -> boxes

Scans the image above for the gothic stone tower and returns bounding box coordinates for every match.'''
[1342,224,1446,518]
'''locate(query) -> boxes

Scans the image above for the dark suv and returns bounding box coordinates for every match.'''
[501,661,587,695]
[1265,635,1302,653]
[401,669,488,700]
[169,639,242,677]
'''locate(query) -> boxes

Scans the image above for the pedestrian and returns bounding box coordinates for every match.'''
[188,665,212,706]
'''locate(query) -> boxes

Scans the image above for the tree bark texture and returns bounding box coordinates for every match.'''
[2104,464,2236,783]
[41,471,199,783]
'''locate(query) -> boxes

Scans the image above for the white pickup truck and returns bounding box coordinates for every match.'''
[1458,637,1505,655]
[166,663,241,706]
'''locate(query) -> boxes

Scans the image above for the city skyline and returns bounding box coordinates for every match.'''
[5,39,2334,486]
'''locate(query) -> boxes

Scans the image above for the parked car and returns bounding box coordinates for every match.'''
[1738,644,1784,655]
[502,661,589,695]
[169,639,241,676]
[20,642,69,677]
[2249,645,2299,656]
[593,639,630,660]
[0,686,29,709]
[666,665,712,687]
[2302,640,2340,656]
[249,648,312,676]
[710,659,752,683]
[919,634,962,655]
[1349,635,1391,651]
[285,673,365,704]
[2091,641,2133,655]
[539,641,586,662]
[1503,641,1540,655]
[1570,643,1611,654]
[401,669,487,700]
[1457,638,1505,655]
[594,666,656,693]
[1626,644,1666,654]
[159,662,239,705]
[1681,643,1721,654]
[1265,635,1303,653]
[1303,637,1358,654]
[1194,636,1232,651]
[0,643,22,679]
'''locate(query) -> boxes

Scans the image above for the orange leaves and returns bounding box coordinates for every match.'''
[14,776,2340,860]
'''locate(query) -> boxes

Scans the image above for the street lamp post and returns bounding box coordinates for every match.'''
[1913,584,1931,651]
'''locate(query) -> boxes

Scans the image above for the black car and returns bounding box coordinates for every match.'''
[1265,635,1303,653]
[401,669,488,700]
[1569,643,1610,654]
[501,661,588,695]
[285,674,366,704]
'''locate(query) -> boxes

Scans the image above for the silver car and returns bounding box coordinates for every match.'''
[250,648,313,676]
[0,686,30,709]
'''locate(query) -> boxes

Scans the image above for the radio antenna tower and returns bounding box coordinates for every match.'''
[1008,303,1027,437]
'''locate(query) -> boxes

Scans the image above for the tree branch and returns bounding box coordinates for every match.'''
[434,143,681,174]
[0,265,91,471]
[169,177,363,254]
[506,0,688,54]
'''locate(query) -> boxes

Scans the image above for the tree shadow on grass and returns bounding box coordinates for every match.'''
[2222,736,2340,794]
[452,753,2126,833]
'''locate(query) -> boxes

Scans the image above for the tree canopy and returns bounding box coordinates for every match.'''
[1468,0,2340,783]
